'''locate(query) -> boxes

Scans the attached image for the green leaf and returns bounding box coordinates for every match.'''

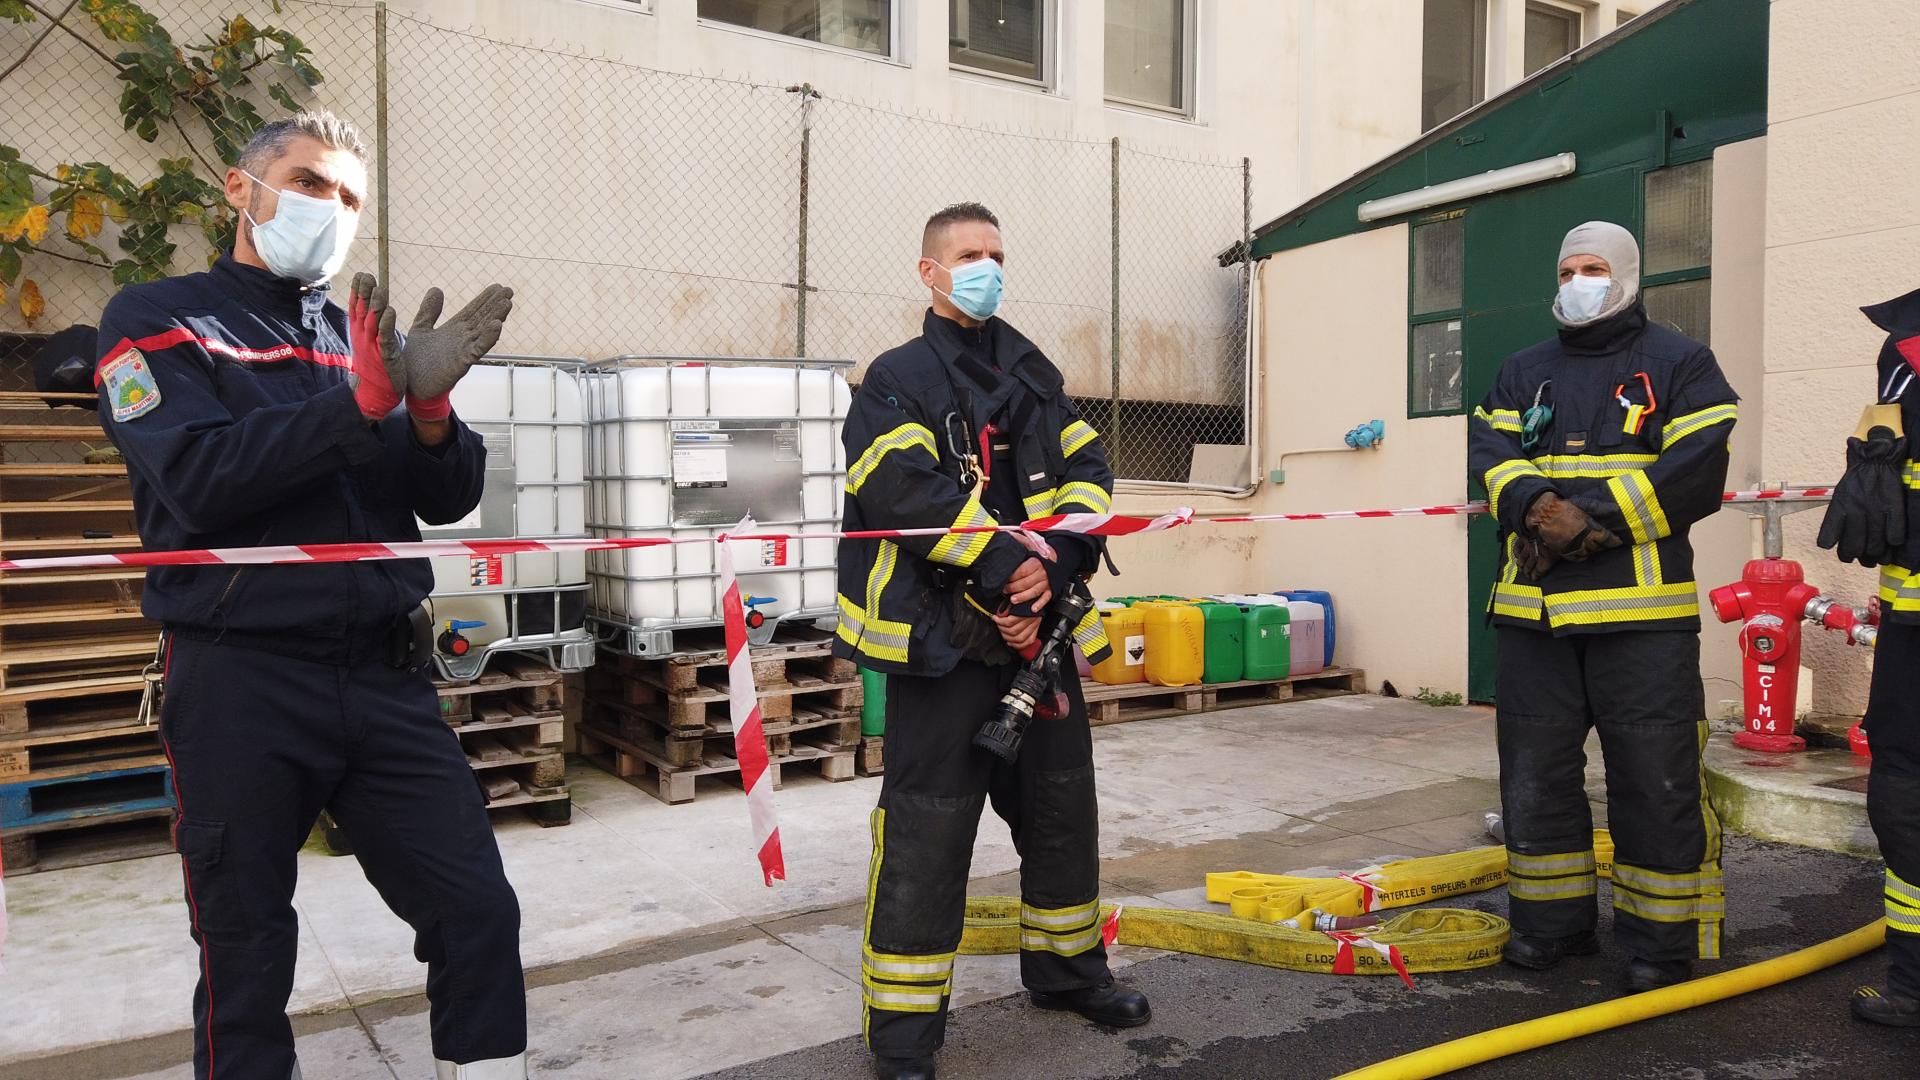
[0,244,20,286]
[1,1,33,25]
[267,82,299,113]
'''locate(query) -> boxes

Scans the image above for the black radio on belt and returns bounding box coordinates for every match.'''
[388,605,434,671]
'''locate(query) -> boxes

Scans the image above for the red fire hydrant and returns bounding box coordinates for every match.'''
[1709,558,1877,753]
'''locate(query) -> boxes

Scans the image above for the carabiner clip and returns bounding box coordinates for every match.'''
[1614,372,1657,436]
[945,411,980,491]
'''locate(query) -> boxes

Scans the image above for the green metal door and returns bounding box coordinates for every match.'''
[1461,165,1641,702]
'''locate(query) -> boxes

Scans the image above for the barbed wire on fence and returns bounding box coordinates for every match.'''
[2,0,1251,482]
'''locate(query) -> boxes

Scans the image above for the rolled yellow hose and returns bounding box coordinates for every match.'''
[1333,918,1888,1080]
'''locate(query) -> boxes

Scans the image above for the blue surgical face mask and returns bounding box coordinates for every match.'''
[936,257,1004,321]
[1557,274,1613,325]
[243,170,356,284]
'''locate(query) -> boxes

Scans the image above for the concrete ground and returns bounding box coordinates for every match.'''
[0,694,1901,1079]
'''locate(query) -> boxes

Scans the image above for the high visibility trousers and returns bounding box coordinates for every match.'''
[161,634,527,1079]
[1865,618,1920,998]
[863,657,1109,1059]
[1495,628,1725,963]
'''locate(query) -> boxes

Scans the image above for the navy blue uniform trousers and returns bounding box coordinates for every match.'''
[160,632,525,1079]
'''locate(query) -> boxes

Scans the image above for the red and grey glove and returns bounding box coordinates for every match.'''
[347,272,404,419]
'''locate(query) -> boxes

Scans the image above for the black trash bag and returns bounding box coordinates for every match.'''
[31,324,99,410]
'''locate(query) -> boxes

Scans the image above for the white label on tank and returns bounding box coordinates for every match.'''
[673,446,729,488]
[1124,635,1146,666]
[671,420,720,431]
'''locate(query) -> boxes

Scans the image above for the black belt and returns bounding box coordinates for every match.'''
[169,605,433,671]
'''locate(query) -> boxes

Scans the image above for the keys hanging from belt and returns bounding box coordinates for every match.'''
[136,632,166,727]
[1616,371,1658,436]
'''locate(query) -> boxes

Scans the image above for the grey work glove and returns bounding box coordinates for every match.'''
[397,283,515,421]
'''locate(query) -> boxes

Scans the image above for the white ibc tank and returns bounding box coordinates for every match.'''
[585,359,850,654]
[419,358,591,677]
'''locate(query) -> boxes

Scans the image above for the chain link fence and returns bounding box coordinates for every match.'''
[2,0,1250,482]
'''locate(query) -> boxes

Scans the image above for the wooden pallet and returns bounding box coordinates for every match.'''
[577,721,855,805]
[0,812,175,875]
[858,735,884,777]
[0,759,175,830]
[1080,667,1367,727]
[584,695,858,767]
[436,654,566,722]
[431,655,571,829]
[591,649,860,730]
[0,717,163,782]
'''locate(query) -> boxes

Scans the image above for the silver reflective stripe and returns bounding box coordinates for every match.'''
[1021,928,1103,955]
[1021,903,1099,929]
[1508,876,1597,902]
[1547,591,1697,616]
[1615,890,1725,922]
[1612,865,1723,898]
[1509,852,1596,876]
[865,984,948,1008]
[1889,869,1920,908]
[864,955,954,978]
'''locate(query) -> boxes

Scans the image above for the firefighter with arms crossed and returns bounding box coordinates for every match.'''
[95,112,527,1079]
[834,203,1149,1080]
[1469,221,1739,991]
[1816,288,1920,1026]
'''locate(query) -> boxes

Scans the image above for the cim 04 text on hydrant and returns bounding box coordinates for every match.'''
[1709,557,1876,753]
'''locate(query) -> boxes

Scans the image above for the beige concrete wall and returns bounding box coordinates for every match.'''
[1761,0,1920,718]
[1115,224,1473,696]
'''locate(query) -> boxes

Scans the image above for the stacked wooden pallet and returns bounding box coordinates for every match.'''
[436,654,572,825]
[580,626,861,804]
[1079,666,1368,727]
[0,392,173,874]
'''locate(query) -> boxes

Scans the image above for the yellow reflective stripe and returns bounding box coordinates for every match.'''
[837,592,912,663]
[1502,534,1520,585]
[1881,565,1920,613]
[862,981,947,1012]
[1631,540,1664,588]
[927,500,998,567]
[862,951,956,980]
[1660,403,1738,451]
[1888,868,1920,935]
[1613,887,1726,924]
[1054,481,1113,515]
[1072,607,1111,661]
[1889,869,1920,908]
[1906,462,1920,491]
[1020,927,1104,955]
[1695,718,1724,959]
[1606,470,1670,545]
[1474,406,1524,434]
[1491,582,1544,620]
[1061,421,1100,458]
[1535,453,1660,479]
[848,423,938,495]
[1543,582,1699,627]
[1021,901,1100,929]
[862,808,885,1041]
[1509,851,1597,876]
[1023,488,1057,517]
[1484,459,1545,519]
[1612,864,1724,898]
[1507,876,1598,902]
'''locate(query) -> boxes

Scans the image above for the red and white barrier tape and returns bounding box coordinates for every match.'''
[0,492,1837,575]
[717,516,785,887]
[1328,930,1415,989]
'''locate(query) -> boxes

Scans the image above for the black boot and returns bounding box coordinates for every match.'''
[873,1056,935,1080]
[1852,986,1920,1028]
[1623,957,1693,992]
[1030,980,1151,1027]
[1502,931,1599,971]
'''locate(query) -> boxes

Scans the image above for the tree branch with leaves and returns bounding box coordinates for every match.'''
[0,0,326,323]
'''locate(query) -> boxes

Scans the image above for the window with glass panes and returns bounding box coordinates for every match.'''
[1422,0,1487,131]
[699,0,893,57]
[1524,2,1582,76]
[1410,214,1467,416]
[952,0,1050,84]
[1106,0,1191,113]
[1641,159,1713,344]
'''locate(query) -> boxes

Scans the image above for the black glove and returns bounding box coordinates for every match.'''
[1817,426,1909,567]
[1513,533,1557,580]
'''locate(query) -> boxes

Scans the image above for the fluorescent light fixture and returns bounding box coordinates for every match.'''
[1356,152,1578,223]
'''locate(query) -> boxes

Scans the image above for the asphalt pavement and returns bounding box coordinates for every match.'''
[699,836,1915,1080]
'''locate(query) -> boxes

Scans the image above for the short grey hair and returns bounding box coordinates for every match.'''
[237,111,368,174]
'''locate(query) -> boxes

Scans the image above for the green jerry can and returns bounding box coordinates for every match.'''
[1197,602,1245,683]
[1241,603,1292,681]
[860,667,887,736]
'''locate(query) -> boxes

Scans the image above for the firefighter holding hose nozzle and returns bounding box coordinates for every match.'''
[832,203,1147,1080]
[1818,289,1920,1027]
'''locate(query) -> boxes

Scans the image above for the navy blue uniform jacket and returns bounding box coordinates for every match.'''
[95,255,485,638]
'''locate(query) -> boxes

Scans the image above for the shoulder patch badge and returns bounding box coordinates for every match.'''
[101,348,161,423]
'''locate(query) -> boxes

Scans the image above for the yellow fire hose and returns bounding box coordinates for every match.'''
[959,897,1510,975]
[1333,918,1888,1080]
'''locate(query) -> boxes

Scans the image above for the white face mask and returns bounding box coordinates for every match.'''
[1557,274,1613,324]
[243,170,356,284]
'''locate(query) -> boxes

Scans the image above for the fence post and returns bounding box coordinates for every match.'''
[790,84,818,359]
[1242,155,1252,442]
[1109,136,1121,474]
[374,1,389,285]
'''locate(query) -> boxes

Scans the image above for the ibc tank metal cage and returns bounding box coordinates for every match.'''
[422,355,596,681]
[584,356,852,658]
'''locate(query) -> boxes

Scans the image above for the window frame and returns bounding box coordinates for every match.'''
[697,0,903,63]
[1103,0,1199,118]
[1522,0,1586,77]
[950,0,1058,90]
[1407,210,1469,420]
[1640,158,1715,344]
